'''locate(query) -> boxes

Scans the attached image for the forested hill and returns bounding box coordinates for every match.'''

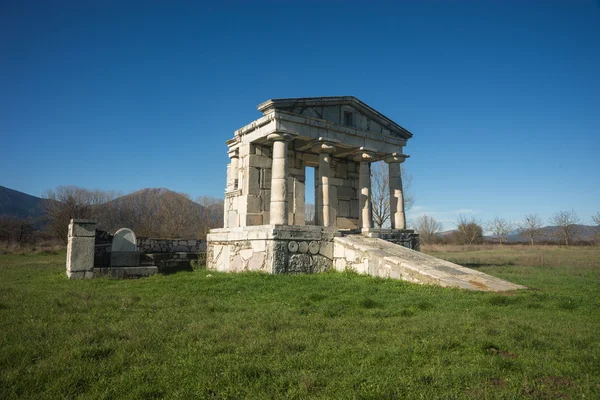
[0,186,49,220]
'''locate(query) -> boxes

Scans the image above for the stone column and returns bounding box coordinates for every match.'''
[224,149,239,228]
[314,167,320,225]
[227,149,239,191]
[268,132,294,225]
[385,153,409,230]
[313,141,337,227]
[354,149,375,230]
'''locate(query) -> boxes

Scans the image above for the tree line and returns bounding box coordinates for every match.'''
[0,186,224,246]
[414,211,600,246]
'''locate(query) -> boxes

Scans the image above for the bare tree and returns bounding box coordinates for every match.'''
[592,212,600,226]
[370,162,414,228]
[196,195,224,239]
[486,217,515,246]
[592,212,600,245]
[518,213,544,246]
[550,210,580,246]
[0,216,32,244]
[455,214,483,245]
[43,186,117,243]
[414,215,443,244]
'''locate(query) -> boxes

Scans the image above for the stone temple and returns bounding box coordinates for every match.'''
[207,97,525,291]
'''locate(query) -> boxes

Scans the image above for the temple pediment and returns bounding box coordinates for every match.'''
[257,96,412,140]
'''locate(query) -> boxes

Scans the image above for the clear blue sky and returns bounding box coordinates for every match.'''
[1,0,599,229]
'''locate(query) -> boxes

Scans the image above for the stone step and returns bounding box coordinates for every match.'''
[333,235,526,292]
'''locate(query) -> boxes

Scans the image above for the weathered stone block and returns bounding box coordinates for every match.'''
[66,236,95,272]
[228,210,238,228]
[247,252,266,271]
[247,167,261,195]
[337,217,358,230]
[238,143,250,158]
[350,199,359,218]
[111,252,140,267]
[334,258,346,271]
[248,155,272,169]
[246,213,263,226]
[289,167,304,176]
[246,195,262,214]
[68,220,96,238]
[251,239,266,252]
[274,228,321,241]
[337,186,356,199]
[273,241,288,274]
[311,255,331,273]
[335,162,347,179]
[261,190,271,212]
[239,248,253,261]
[261,169,272,190]
[319,241,333,259]
[333,243,344,258]
[288,254,310,273]
[338,200,350,217]
[329,177,344,186]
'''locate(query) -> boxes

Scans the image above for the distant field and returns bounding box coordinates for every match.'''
[1,247,599,399]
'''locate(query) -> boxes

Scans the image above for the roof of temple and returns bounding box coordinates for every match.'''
[257,96,413,139]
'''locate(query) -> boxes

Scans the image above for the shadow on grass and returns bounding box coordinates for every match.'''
[457,262,516,269]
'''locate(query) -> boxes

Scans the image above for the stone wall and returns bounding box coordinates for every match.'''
[329,158,360,229]
[136,238,206,254]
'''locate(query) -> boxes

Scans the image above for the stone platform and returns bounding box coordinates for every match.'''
[334,235,526,292]
[207,225,338,274]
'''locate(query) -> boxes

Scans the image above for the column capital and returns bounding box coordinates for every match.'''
[353,147,376,162]
[311,137,340,154]
[267,131,296,142]
[384,153,409,164]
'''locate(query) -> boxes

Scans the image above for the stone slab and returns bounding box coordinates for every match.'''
[66,236,95,272]
[334,235,526,292]
[68,220,96,237]
[112,228,137,252]
[111,251,140,267]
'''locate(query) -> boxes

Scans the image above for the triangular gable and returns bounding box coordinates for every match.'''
[257,96,413,139]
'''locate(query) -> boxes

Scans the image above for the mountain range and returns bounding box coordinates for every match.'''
[0,185,52,228]
[0,185,597,241]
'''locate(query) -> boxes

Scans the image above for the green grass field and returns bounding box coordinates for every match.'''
[1,247,599,399]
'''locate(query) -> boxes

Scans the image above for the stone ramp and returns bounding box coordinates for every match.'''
[333,235,526,291]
